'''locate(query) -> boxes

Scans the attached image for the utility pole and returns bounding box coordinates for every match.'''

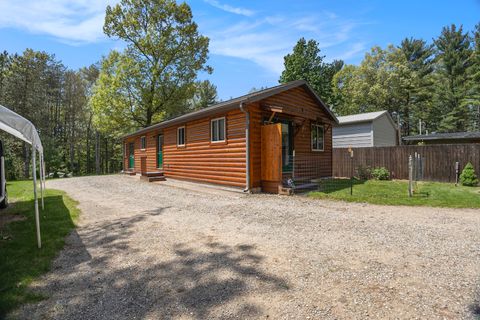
[418,119,422,135]
[394,112,402,145]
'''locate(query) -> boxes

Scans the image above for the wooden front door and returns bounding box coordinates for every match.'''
[157,135,164,168]
[261,123,282,192]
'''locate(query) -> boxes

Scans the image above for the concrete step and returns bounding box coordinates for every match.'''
[148,176,166,182]
[143,171,165,177]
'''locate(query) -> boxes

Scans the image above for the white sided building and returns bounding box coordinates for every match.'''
[333,110,399,148]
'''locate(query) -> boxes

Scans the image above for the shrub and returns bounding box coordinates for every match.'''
[355,165,371,180]
[460,162,478,187]
[371,167,390,180]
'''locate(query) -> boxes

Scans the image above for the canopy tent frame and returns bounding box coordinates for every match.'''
[0,104,46,248]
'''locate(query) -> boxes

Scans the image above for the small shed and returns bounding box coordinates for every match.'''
[333,110,398,148]
[403,131,480,145]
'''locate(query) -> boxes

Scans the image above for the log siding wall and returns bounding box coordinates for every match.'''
[124,109,248,188]
[162,109,246,187]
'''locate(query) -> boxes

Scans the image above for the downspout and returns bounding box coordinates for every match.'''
[239,101,250,193]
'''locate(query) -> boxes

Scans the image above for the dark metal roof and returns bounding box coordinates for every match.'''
[122,80,338,139]
[403,131,480,141]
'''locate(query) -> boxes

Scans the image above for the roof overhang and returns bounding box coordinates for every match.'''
[122,80,338,139]
[336,111,397,129]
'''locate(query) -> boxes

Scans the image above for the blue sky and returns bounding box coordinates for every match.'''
[0,1,479,100]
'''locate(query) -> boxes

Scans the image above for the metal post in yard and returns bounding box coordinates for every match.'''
[32,147,41,249]
[455,161,459,186]
[408,155,413,197]
[414,152,418,183]
[349,147,354,195]
[292,150,295,181]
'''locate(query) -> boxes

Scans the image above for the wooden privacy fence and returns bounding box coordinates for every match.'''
[333,144,480,182]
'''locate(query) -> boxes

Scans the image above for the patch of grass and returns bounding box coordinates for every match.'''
[309,179,480,208]
[0,180,79,317]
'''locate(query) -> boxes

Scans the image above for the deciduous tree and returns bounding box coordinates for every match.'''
[279,38,343,105]
[92,0,211,132]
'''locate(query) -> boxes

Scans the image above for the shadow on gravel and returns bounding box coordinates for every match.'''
[17,207,289,319]
[471,289,480,320]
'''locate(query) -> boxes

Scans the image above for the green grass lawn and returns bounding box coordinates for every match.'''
[0,180,79,317]
[309,179,480,208]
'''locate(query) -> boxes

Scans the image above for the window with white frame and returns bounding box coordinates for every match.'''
[311,124,324,151]
[177,126,185,146]
[211,117,226,142]
[140,136,146,150]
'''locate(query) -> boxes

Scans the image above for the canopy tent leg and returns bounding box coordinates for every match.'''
[39,152,44,210]
[42,153,46,191]
[32,147,41,249]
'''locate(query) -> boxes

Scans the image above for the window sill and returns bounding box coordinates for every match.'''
[210,140,227,145]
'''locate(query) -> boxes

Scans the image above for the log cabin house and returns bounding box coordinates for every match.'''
[122,80,338,193]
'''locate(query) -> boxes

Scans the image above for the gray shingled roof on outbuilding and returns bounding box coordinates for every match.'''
[336,110,388,124]
[122,80,338,139]
[403,131,480,141]
[335,110,397,129]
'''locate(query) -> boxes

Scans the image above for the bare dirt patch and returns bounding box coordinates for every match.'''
[0,213,26,230]
[10,175,480,319]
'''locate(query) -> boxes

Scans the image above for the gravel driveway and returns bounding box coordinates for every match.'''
[11,175,480,319]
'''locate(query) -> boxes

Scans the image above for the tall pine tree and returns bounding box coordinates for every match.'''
[466,24,480,130]
[389,38,434,135]
[433,24,473,132]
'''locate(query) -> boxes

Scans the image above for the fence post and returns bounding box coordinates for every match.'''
[414,152,418,183]
[408,155,413,197]
[349,148,354,195]
[455,161,459,186]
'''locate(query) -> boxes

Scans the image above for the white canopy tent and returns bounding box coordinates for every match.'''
[0,104,46,248]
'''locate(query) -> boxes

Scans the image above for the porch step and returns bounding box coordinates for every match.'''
[140,171,166,183]
[143,171,165,177]
[148,176,166,182]
[292,182,318,193]
[124,171,136,176]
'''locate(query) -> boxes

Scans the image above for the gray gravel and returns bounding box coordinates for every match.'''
[10,175,480,319]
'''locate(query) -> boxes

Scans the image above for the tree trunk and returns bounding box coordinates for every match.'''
[95,131,101,174]
[104,139,108,173]
[86,113,92,174]
[70,106,76,173]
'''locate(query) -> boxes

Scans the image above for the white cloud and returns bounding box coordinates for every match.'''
[336,42,368,60]
[204,13,366,74]
[203,0,255,17]
[0,0,118,43]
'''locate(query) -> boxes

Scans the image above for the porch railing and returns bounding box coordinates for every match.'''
[282,153,333,191]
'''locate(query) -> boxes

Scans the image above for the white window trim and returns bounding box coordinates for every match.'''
[210,117,226,143]
[140,136,146,150]
[177,126,186,147]
[311,124,325,152]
